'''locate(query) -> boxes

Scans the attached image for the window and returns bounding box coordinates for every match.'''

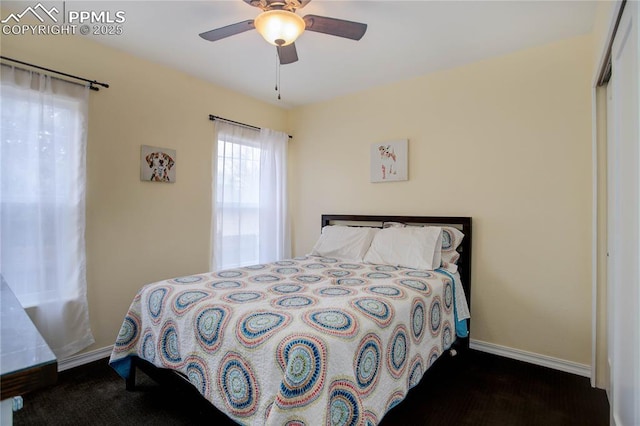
[2,93,81,304]
[215,132,261,268]
[0,65,94,358]
[212,121,290,271]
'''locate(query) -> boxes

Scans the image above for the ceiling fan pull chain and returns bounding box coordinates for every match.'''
[278,61,282,100]
[275,49,279,92]
[275,49,282,100]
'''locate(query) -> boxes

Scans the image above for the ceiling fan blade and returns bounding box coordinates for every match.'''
[277,43,299,65]
[199,20,255,42]
[303,14,367,40]
[242,0,262,8]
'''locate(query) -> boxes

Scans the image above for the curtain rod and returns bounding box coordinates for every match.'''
[209,114,292,139]
[0,56,109,92]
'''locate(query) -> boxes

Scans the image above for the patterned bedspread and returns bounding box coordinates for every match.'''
[109,256,468,426]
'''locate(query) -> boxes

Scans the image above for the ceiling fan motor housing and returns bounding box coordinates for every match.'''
[244,0,309,13]
[253,9,306,46]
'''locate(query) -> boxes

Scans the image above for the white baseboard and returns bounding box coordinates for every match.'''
[58,345,113,372]
[470,339,591,378]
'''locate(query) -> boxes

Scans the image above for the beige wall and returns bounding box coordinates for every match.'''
[0,33,288,352]
[288,35,593,365]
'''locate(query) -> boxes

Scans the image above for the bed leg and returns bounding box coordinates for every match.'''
[126,359,136,391]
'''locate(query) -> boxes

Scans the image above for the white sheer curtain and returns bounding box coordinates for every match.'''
[0,65,95,359]
[211,121,290,271]
[258,128,290,263]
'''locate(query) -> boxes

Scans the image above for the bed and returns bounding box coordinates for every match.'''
[109,214,472,425]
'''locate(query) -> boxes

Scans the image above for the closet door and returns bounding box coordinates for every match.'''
[608,1,639,425]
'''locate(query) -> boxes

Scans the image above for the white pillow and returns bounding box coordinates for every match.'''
[310,226,378,262]
[377,223,464,272]
[364,226,442,270]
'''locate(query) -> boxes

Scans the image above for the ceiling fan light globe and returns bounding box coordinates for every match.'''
[254,10,305,46]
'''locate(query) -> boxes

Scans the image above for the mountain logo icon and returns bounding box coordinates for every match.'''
[1,3,59,24]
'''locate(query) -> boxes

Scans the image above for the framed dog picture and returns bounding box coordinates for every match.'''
[141,145,176,183]
[370,139,408,182]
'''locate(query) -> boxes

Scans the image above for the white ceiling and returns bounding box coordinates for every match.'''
[5,1,598,108]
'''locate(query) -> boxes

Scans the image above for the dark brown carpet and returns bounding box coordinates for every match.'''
[13,349,608,426]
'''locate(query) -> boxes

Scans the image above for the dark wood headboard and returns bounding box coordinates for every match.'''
[321,214,472,343]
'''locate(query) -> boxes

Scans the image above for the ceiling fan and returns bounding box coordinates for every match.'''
[199,0,368,65]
